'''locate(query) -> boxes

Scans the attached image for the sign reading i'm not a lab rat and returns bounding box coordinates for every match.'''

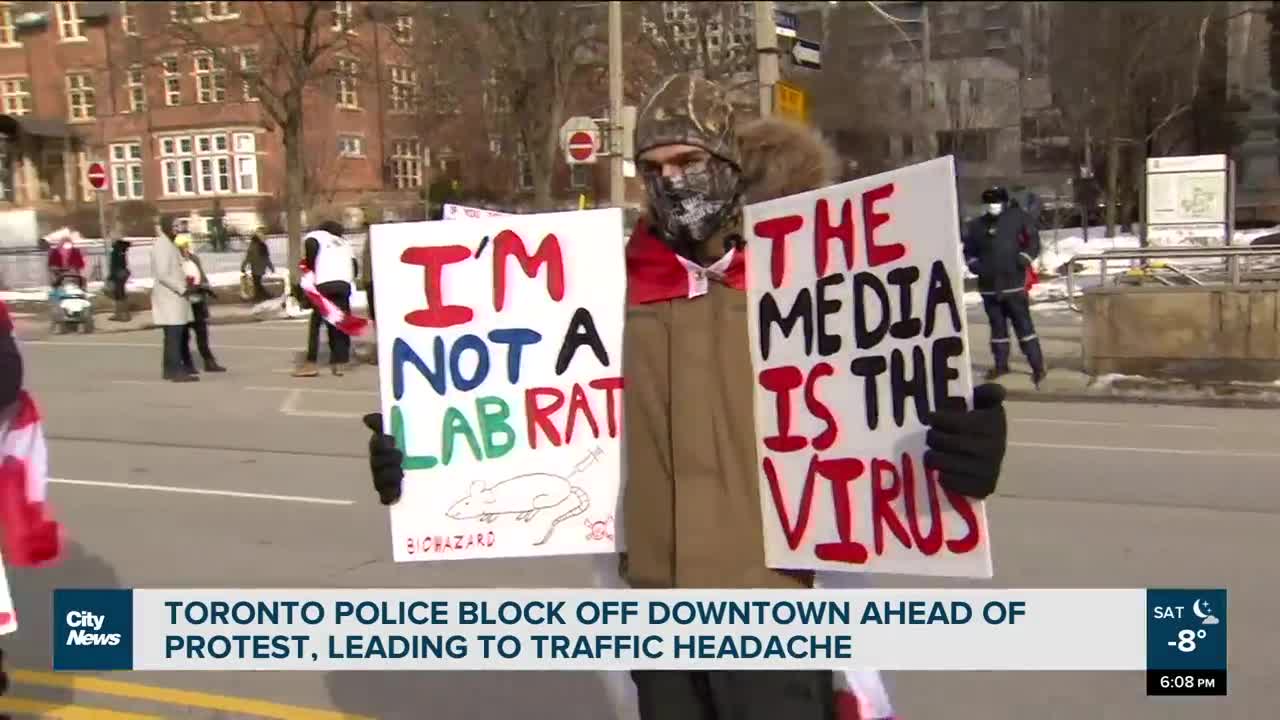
[370,208,627,562]
[743,156,993,578]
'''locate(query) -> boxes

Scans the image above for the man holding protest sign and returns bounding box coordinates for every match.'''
[362,73,1009,720]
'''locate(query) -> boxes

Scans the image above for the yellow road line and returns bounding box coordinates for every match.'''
[11,670,374,720]
[0,696,161,719]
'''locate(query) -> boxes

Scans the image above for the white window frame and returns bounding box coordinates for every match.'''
[239,47,260,101]
[336,58,359,109]
[332,1,355,33]
[0,3,21,48]
[162,56,181,106]
[120,1,138,35]
[65,71,95,122]
[389,138,422,190]
[55,1,85,42]
[337,134,364,157]
[205,1,237,20]
[193,53,226,104]
[0,76,31,116]
[110,142,144,200]
[393,14,413,44]
[158,131,256,197]
[126,65,146,112]
[389,66,416,113]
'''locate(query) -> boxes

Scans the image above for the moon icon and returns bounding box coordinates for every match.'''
[1193,600,1209,619]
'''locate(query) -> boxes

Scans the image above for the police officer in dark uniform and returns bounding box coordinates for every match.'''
[963,186,1046,386]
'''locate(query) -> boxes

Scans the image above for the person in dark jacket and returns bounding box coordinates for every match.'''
[963,186,1046,386]
[240,232,275,302]
[176,235,226,375]
[108,239,132,321]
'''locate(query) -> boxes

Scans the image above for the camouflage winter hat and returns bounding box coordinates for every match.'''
[634,73,739,168]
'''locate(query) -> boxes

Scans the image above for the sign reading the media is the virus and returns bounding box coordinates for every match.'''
[743,157,993,578]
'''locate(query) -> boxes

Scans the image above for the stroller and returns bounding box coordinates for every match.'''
[48,273,94,334]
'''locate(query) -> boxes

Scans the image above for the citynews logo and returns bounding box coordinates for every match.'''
[64,610,122,646]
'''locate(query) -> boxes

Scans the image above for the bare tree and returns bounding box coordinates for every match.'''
[1050,1,1217,237]
[413,2,604,210]
[162,1,374,284]
[628,1,756,94]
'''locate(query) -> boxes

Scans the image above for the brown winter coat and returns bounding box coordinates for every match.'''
[620,117,841,589]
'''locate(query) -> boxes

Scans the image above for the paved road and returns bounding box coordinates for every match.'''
[4,317,1273,718]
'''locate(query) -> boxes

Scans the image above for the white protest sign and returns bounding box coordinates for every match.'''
[442,204,513,220]
[743,156,992,578]
[0,547,16,636]
[370,208,627,562]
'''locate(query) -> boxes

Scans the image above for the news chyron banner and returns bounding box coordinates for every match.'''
[53,588,1226,696]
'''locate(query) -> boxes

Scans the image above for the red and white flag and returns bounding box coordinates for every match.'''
[298,269,372,338]
[0,301,62,569]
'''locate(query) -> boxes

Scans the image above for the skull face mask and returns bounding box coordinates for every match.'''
[642,155,742,260]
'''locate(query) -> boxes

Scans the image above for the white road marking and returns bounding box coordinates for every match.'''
[248,385,377,396]
[1012,441,1280,458]
[49,477,355,505]
[25,340,288,351]
[1015,418,1215,431]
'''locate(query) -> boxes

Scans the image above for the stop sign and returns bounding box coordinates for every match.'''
[86,161,107,190]
[567,131,596,162]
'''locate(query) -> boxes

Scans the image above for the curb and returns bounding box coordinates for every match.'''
[1004,386,1280,409]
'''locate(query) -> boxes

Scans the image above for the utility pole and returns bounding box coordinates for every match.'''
[755,0,778,117]
[608,1,625,207]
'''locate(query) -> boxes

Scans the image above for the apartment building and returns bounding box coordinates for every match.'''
[0,1,610,241]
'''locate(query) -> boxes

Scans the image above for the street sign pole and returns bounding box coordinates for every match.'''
[86,160,109,279]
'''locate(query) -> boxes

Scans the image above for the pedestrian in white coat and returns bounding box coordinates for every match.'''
[150,216,196,383]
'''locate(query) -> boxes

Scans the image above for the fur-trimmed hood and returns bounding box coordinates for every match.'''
[736,116,841,204]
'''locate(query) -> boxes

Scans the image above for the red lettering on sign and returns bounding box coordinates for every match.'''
[813,457,869,564]
[759,366,807,453]
[493,230,565,311]
[401,245,474,328]
[862,182,905,267]
[753,214,805,289]
[803,362,838,451]
[814,198,855,275]
[524,387,565,448]
[871,457,913,554]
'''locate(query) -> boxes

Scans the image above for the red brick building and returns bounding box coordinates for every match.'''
[0,1,627,242]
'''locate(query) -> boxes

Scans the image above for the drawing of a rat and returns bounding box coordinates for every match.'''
[445,473,590,546]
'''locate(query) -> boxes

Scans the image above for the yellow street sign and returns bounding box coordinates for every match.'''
[775,81,807,123]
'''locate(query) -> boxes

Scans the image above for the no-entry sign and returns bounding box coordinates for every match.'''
[566,130,597,164]
[86,161,107,190]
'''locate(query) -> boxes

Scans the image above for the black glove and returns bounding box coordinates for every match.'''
[922,383,1007,499]
[362,413,404,505]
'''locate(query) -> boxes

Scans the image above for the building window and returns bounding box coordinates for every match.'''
[389,139,421,189]
[120,1,138,34]
[337,135,364,157]
[158,131,256,197]
[336,58,359,108]
[489,136,502,155]
[110,142,144,200]
[194,53,226,104]
[162,56,181,105]
[55,1,84,41]
[389,67,417,113]
[239,48,259,101]
[0,3,20,47]
[570,163,591,190]
[394,14,413,44]
[205,1,236,19]
[66,72,95,121]
[126,65,146,112]
[0,77,30,116]
[332,1,354,32]
[899,86,911,112]
[968,79,983,106]
[517,141,533,190]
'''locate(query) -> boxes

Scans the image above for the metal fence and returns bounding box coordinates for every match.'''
[1063,245,1280,311]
